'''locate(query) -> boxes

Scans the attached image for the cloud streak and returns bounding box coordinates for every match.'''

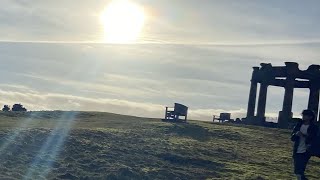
[0,40,318,120]
[0,87,251,120]
[1,0,320,123]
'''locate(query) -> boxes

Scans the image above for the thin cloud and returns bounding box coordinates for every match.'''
[0,88,248,120]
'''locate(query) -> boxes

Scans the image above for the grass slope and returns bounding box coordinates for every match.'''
[0,111,319,180]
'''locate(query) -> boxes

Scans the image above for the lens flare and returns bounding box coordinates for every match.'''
[24,112,77,179]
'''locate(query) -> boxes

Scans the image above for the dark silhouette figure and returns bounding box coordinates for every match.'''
[291,109,319,180]
[11,104,27,112]
[2,105,10,111]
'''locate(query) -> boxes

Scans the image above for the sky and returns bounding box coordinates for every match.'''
[0,0,320,121]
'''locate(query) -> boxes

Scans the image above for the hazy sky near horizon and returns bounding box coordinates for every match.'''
[0,0,320,120]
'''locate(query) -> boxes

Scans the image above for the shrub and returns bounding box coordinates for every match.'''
[2,105,10,111]
[11,104,27,112]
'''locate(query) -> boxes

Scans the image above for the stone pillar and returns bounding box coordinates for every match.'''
[257,83,268,123]
[306,64,320,122]
[278,62,298,128]
[308,87,320,121]
[246,67,259,118]
[247,81,258,117]
[278,77,295,128]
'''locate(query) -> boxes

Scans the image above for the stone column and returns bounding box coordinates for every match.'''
[308,87,320,121]
[305,64,320,122]
[247,81,258,117]
[257,83,268,123]
[278,62,298,128]
[278,77,295,128]
[246,67,259,118]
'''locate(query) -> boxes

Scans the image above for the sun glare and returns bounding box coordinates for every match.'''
[100,0,145,43]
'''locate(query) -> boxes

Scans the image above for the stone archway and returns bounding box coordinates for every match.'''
[245,62,320,128]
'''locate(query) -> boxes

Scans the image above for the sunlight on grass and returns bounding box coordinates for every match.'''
[0,111,320,179]
[23,112,77,179]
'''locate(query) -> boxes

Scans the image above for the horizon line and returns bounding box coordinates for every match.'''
[0,39,320,46]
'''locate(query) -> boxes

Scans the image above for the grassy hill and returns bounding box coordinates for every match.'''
[0,111,320,180]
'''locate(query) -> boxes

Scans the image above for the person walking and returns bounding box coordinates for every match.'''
[291,109,319,180]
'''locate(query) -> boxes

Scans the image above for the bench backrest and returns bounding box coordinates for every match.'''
[219,113,231,120]
[174,103,188,116]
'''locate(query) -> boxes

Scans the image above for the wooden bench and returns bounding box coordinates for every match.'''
[213,113,231,123]
[163,103,188,122]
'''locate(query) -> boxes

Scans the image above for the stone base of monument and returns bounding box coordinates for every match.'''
[242,116,289,129]
[242,116,265,126]
[277,111,293,129]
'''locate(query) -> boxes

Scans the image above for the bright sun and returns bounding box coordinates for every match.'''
[100,0,145,43]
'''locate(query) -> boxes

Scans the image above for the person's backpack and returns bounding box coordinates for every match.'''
[309,128,320,158]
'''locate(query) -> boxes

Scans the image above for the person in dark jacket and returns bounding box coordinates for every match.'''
[291,109,319,180]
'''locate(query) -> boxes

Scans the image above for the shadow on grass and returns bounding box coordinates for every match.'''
[159,153,224,169]
[165,123,242,142]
